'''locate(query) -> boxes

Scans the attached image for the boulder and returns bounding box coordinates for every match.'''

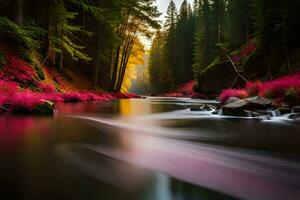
[195,61,244,94]
[223,99,249,110]
[34,100,54,114]
[221,108,252,117]
[278,107,292,115]
[225,97,240,105]
[292,106,300,113]
[220,96,273,117]
[223,96,272,111]
[246,96,272,109]
[288,113,300,120]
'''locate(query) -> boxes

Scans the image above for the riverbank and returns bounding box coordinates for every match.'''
[0,47,140,115]
[0,81,140,114]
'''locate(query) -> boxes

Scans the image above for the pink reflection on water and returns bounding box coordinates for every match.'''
[0,116,52,148]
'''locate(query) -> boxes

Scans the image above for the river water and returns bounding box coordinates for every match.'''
[0,97,300,200]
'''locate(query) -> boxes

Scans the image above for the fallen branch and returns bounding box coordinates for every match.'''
[227,55,248,83]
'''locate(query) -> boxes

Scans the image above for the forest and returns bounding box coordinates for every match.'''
[0,0,300,112]
[0,0,160,92]
[1,1,300,199]
[149,0,300,99]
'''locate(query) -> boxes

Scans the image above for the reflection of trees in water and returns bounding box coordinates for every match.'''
[170,178,235,200]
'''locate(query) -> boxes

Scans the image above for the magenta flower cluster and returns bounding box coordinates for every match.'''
[219,72,300,105]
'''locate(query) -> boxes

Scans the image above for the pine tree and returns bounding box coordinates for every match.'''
[149,30,164,94]
[193,0,215,77]
[174,0,195,84]
[161,0,178,91]
[227,0,252,50]
[212,0,225,60]
[253,0,288,78]
[45,0,91,71]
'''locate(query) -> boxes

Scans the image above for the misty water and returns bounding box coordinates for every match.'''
[1,97,300,200]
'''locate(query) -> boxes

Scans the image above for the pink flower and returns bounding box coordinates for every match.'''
[38,83,56,93]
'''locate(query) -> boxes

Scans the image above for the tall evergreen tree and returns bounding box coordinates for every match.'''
[44,0,91,71]
[174,0,195,84]
[254,0,290,78]
[226,0,252,50]
[212,0,225,60]
[162,0,178,91]
[149,30,164,94]
[193,0,215,77]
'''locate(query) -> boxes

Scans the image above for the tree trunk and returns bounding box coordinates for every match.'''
[15,0,24,25]
[59,52,63,72]
[217,0,225,61]
[94,0,102,89]
[111,46,121,90]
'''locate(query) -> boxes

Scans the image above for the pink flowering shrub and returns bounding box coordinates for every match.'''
[1,53,37,86]
[10,91,43,112]
[0,51,141,114]
[100,93,116,100]
[63,92,88,102]
[219,89,248,104]
[245,81,262,96]
[160,80,204,98]
[38,83,56,93]
[240,42,256,58]
[231,41,257,64]
[0,80,19,96]
[42,93,64,102]
[219,72,300,105]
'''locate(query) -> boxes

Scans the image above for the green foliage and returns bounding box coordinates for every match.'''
[19,50,34,64]
[0,17,45,50]
[0,0,299,93]
[193,0,217,78]
[68,0,104,19]
[173,0,196,84]
[48,0,92,63]
[226,0,252,49]
[34,63,45,80]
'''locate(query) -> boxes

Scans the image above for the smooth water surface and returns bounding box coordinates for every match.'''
[1,97,300,200]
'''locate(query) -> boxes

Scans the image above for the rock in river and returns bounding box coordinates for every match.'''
[190,104,216,111]
[221,96,273,117]
[223,96,272,110]
[34,100,54,114]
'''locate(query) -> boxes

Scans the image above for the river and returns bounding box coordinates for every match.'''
[0,97,300,200]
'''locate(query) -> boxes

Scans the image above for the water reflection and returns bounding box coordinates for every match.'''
[0,98,300,200]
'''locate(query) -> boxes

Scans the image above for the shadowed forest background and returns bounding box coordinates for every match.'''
[0,0,300,96]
